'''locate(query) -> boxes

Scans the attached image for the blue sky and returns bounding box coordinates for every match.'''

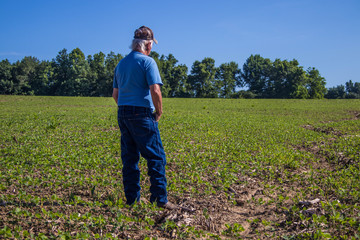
[1,0,359,87]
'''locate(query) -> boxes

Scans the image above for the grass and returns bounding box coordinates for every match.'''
[0,95,359,239]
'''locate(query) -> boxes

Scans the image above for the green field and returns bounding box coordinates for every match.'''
[0,96,359,239]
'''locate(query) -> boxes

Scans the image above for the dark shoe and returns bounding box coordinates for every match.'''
[158,201,178,210]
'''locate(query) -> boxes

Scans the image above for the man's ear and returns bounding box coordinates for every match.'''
[146,42,152,51]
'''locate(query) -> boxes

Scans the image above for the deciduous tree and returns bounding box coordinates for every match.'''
[306,67,327,99]
[12,56,40,95]
[0,59,14,94]
[189,58,217,98]
[241,54,271,97]
[51,49,71,95]
[216,62,240,98]
[326,85,346,99]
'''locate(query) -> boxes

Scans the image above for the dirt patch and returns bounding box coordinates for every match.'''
[319,111,360,123]
[347,111,360,120]
[146,173,306,239]
[299,122,358,170]
[301,125,343,136]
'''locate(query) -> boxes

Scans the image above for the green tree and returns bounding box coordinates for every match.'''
[271,59,308,99]
[88,51,106,96]
[216,62,240,98]
[171,64,190,97]
[51,48,71,95]
[0,59,14,94]
[104,51,123,97]
[326,85,346,99]
[158,54,176,97]
[286,60,309,99]
[51,48,89,96]
[345,80,360,99]
[306,67,327,99]
[156,53,189,98]
[29,60,54,95]
[188,58,217,98]
[241,55,325,99]
[345,80,360,94]
[69,48,90,96]
[241,54,272,97]
[11,56,40,95]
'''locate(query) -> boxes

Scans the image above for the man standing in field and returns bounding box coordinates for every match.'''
[112,26,176,210]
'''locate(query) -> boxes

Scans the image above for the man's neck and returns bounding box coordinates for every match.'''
[135,49,150,56]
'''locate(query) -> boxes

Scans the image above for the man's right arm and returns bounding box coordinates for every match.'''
[112,88,119,105]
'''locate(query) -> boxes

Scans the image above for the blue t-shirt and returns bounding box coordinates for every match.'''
[113,51,163,111]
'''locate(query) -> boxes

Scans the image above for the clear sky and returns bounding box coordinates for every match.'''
[1,0,359,87]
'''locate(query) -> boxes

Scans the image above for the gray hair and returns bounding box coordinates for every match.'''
[131,39,153,52]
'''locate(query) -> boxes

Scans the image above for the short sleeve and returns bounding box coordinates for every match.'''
[145,59,163,86]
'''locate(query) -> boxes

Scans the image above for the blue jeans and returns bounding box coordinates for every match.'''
[117,106,168,205]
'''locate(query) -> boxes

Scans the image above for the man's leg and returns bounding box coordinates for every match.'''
[118,117,141,205]
[146,132,168,205]
[127,113,168,205]
[136,118,167,205]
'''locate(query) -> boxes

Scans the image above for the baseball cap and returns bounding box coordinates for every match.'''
[134,26,158,44]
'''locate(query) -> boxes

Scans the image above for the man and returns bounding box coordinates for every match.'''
[112,26,176,210]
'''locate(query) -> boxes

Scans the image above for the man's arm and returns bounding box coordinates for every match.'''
[150,84,162,122]
[112,88,119,105]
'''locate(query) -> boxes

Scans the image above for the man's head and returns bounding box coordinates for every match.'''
[134,26,158,44]
[131,26,157,55]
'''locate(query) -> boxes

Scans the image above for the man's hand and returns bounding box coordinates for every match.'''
[154,112,162,122]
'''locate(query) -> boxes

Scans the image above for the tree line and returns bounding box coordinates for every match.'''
[326,80,360,99]
[0,48,358,99]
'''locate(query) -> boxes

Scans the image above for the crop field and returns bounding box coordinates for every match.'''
[0,95,359,239]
